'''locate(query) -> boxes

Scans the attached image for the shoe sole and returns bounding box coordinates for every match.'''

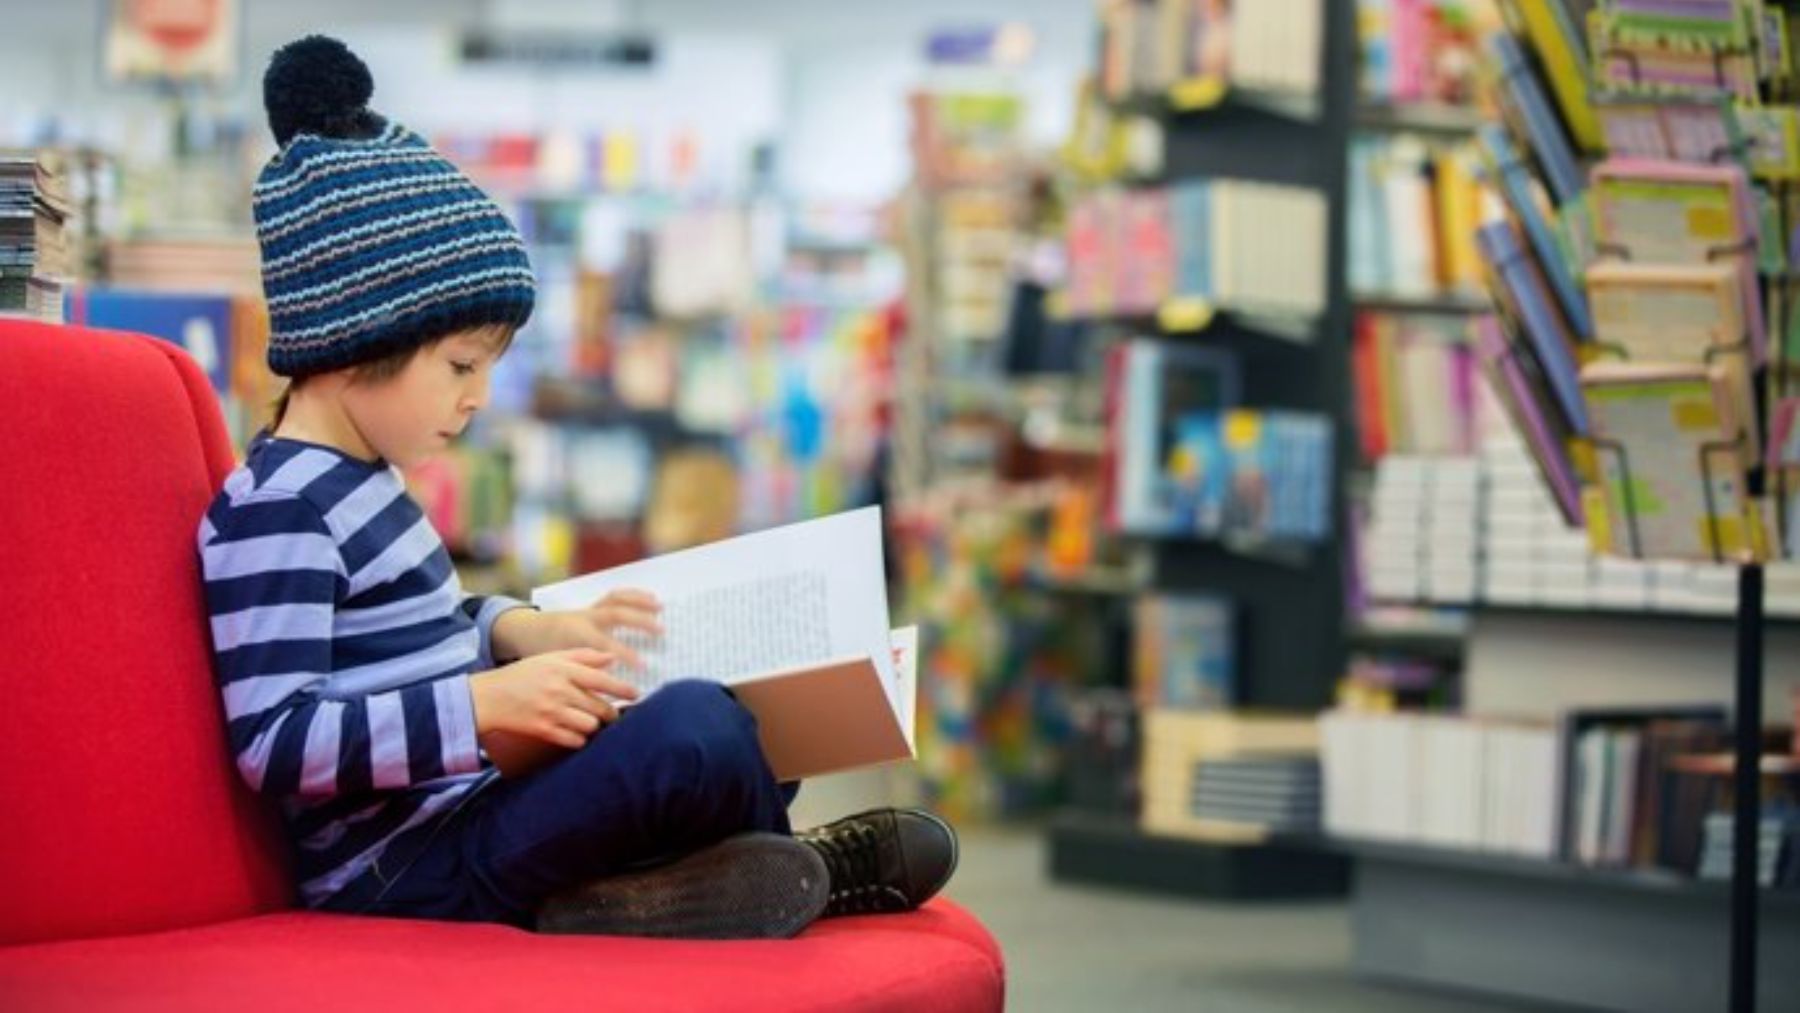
[535,833,829,940]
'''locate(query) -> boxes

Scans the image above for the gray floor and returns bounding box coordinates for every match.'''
[792,771,1540,1013]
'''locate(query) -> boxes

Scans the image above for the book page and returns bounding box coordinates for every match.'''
[531,506,895,704]
[605,570,832,695]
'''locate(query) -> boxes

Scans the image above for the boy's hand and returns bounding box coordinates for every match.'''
[469,648,639,752]
[498,590,664,669]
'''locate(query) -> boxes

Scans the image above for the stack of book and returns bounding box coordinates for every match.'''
[1,155,74,323]
[1189,756,1322,835]
[1097,0,1322,102]
[1320,710,1562,857]
[1065,180,1329,321]
[1358,417,1800,614]
[1363,455,1483,603]
[1347,133,1491,300]
[104,234,262,294]
[1141,710,1321,843]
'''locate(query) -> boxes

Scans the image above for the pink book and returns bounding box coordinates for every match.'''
[1474,314,1584,524]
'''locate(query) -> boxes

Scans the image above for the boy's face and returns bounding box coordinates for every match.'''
[342,329,505,468]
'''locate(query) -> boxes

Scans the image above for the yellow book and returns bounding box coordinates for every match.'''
[1508,0,1603,152]
[1373,316,1409,459]
[1434,147,1483,291]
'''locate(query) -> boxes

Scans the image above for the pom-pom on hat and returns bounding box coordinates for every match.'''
[253,36,535,377]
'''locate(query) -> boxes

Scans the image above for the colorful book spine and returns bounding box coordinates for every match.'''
[1489,31,1587,205]
[1501,0,1604,151]
[1478,124,1593,337]
[1477,219,1590,435]
[1474,313,1585,523]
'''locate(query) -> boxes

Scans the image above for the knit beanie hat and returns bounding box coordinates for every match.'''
[253,36,535,377]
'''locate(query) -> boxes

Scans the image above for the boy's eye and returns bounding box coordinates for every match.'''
[451,361,477,376]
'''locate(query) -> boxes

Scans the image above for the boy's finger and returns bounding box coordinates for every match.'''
[596,636,647,672]
[563,647,612,667]
[571,667,641,702]
[606,588,662,610]
[561,707,602,735]
[597,609,664,637]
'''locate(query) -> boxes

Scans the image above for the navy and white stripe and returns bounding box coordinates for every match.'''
[253,119,535,377]
[199,435,526,906]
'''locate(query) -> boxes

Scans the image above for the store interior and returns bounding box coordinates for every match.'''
[6,1,1800,1010]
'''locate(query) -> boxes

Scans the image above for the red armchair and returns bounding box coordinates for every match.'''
[0,321,1004,1011]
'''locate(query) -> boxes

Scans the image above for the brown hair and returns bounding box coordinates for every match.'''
[268,325,515,430]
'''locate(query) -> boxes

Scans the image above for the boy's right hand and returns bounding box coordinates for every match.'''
[469,648,640,751]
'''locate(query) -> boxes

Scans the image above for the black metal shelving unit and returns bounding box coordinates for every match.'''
[1045,0,1357,900]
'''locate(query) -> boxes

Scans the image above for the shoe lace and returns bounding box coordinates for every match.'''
[808,822,908,916]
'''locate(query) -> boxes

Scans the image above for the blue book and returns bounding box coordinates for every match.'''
[66,287,234,394]
[1477,220,1590,435]
[1489,32,1586,207]
[1170,180,1213,299]
[1479,123,1593,338]
[1133,593,1236,711]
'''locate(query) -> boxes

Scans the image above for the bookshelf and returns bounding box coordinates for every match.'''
[1044,0,1356,900]
[1352,101,1489,136]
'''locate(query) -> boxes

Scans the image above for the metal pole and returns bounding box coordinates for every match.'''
[1730,562,1763,1013]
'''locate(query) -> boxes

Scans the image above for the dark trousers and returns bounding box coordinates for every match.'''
[322,680,796,926]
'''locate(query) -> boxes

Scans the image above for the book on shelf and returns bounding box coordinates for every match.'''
[1353,311,1481,459]
[1103,338,1240,533]
[1495,0,1601,151]
[1132,592,1237,711]
[1559,708,1727,873]
[1065,179,1328,321]
[1348,132,1492,298]
[1476,123,1593,337]
[1189,756,1322,833]
[1477,218,1590,436]
[1158,409,1334,544]
[1357,0,1499,108]
[1098,0,1322,103]
[1320,710,1563,858]
[1585,261,1760,458]
[1142,709,1322,843]
[1589,159,1768,362]
[0,155,74,324]
[529,507,918,781]
[1588,3,1761,102]
[1579,361,1768,562]
[1360,453,1485,604]
[1473,313,1585,523]
[1488,30,1586,206]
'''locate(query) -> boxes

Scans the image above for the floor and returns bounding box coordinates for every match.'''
[792,772,1541,1013]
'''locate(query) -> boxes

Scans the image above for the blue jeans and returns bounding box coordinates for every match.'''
[322,680,797,925]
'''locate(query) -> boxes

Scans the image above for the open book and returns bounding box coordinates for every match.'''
[531,506,917,781]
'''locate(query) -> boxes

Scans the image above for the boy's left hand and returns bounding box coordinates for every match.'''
[499,590,663,669]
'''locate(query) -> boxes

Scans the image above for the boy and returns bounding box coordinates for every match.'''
[198,35,955,938]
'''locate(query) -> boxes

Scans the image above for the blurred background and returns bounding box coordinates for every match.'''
[6,1,1800,1009]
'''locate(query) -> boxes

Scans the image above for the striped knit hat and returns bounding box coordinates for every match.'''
[253,36,535,377]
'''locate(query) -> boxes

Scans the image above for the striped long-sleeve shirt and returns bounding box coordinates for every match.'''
[198,434,525,906]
